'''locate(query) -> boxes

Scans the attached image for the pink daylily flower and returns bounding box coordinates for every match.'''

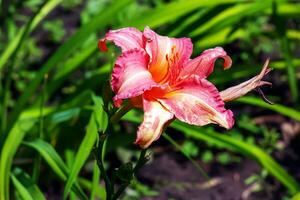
[99,27,271,148]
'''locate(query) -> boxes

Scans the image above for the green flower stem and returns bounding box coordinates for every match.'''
[94,103,149,200]
[133,149,148,173]
[94,103,134,200]
[93,138,112,200]
[93,103,149,200]
[110,103,133,124]
[111,183,128,200]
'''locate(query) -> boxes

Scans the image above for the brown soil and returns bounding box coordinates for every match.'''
[138,149,297,200]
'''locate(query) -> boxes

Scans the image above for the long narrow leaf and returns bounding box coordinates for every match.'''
[11,175,34,200]
[63,95,108,199]
[292,192,300,200]
[123,110,300,194]
[8,0,132,133]
[273,2,298,102]
[236,97,300,122]
[11,168,46,200]
[90,162,101,200]
[0,115,37,200]
[190,1,273,37]
[79,178,106,199]
[172,122,300,195]
[0,0,61,70]
[23,139,88,200]
[0,104,85,199]
[128,0,241,28]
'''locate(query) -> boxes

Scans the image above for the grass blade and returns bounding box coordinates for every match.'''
[79,178,106,199]
[273,1,298,102]
[171,122,300,195]
[8,0,132,133]
[65,150,76,200]
[190,1,272,37]
[266,3,300,16]
[63,95,108,199]
[23,139,88,200]
[236,97,300,122]
[90,161,101,200]
[128,0,241,28]
[123,110,300,195]
[11,175,34,200]
[0,0,62,70]
[280,36,298,102]
[0,105,83,200]
[174,124,298,194]
[1,0,61,142]
[11,168,46,200]
[0,115,37,200]
[292,192,300,200]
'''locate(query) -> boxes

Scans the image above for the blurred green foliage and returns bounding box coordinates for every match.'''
[0,0,300,199]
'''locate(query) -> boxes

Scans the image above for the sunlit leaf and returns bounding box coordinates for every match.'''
[23,139,88,200]
[11,168,46,200]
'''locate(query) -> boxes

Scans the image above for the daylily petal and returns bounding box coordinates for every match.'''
[220,59,272,102]
[143,27,193,83]
[111,49,160,107]
[136,99,174,148]
[179,47,232,79]
[99,27,143,52]
[157,76,234,129]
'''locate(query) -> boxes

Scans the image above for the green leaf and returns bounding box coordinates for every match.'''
[267,3,300,16]
[236,97,300,122]
[79,178,106,199]
[50,108,81,124]
[181,140,199,157]
[115,163,134,183]
[43,20,66,42]
[292,192,300,200]
[172,122,300,195]
[202,151,214,163]
[190,1,273,37]
[23,139,88,200]
[123,111,300,194]
[64,150,77,200]
[273,2,298,102]
[63,95,108,199]
[9,0,132,133]
[245,174,260,185]
[90,161,101,200]
[128,0,241,28]
[272,59,300,70]
[0,90,98,200]
[0,0,62,70]
[169,8,211,37]
[0,114,37,200]
[0,99,91,200]
[11,168,46,200]
[46,44,98,100]
[217,152,232,165]
[11,176,34,200]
